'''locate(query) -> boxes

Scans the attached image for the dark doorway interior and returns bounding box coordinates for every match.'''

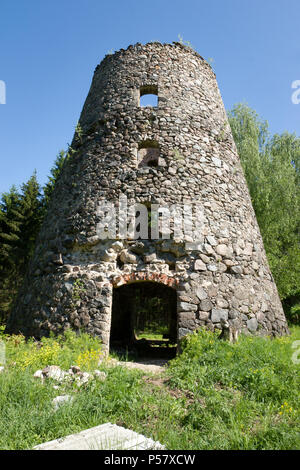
[110,282,177,358]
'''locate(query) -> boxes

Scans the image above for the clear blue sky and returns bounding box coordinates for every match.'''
[0,0,299,194]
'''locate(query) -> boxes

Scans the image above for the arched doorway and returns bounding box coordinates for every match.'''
[110,281,177,358]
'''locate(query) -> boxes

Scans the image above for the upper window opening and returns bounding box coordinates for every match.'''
[140,85,158,107]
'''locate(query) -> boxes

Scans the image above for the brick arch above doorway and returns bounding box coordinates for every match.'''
[112,272,179,289]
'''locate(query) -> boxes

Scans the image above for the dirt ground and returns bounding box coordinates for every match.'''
[110,358,169,374]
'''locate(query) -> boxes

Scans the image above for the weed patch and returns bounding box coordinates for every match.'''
[0,327,299,449]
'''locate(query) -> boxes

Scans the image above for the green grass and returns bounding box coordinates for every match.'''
[136,332,165,340]
[0,326,299,450]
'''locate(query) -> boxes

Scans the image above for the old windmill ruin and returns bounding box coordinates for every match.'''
[7,42,289,355]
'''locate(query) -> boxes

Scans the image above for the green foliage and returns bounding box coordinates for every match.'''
[19,172,44,265]
[228,103,300,321]
[0,122,82,324]
[0,174,43,323]
[166,328,300,449]
[0,186,23,271]
[172,148,184,161]
[43,123,83,209]
[0,328,299,449]
[43,150,67,207]
[177,34,194,50]
[74,121,84,144]
[1,328,103,372]
[290,304,300,323]
[216,121,228,142]
[71,279,86,301]
[168,328,299,400]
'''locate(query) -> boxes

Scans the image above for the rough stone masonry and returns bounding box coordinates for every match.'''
[6,42,289,353]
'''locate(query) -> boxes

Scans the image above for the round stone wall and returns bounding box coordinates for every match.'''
[6,42,289,352]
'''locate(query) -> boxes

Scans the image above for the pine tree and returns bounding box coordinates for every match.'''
[43,150,66,208]
[0,174,43,323]
[19,172,43,270]
[0,147,70,325]
[0,186,24,322]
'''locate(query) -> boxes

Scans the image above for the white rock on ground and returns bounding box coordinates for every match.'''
[93,370,107,381]
[33,365,108,387]
[70,365,81,374]
[33,370,44,379]
[52,395,73,411]
[75,371,93,387]
[43,365,68,382]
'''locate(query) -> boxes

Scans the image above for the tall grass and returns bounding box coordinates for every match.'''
[0,326,299,450]
[166,327,300,449]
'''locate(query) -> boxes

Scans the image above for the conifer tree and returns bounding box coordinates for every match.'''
[0,186,24,322]
[19,172,43,271]
[0,174,43,323]
[43,150,66,208]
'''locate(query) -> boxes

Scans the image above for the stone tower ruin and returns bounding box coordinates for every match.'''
[7,42,289,354]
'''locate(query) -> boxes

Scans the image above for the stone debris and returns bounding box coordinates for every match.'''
[33,370,44,379]
[93,369,107,381]
[70,365,80,374]
[74,371,93,386]
[52,395,73,411]
[33,365,107,388]
[43,365,67,382]
[34,423,165,450]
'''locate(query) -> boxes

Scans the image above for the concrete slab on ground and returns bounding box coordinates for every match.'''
[33,423,165,450]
